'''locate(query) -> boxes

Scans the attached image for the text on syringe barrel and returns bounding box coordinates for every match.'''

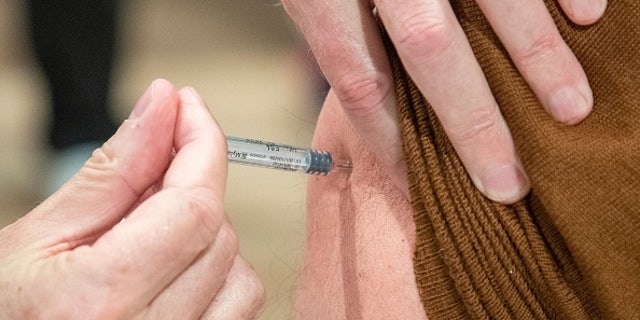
[226,137,333,175]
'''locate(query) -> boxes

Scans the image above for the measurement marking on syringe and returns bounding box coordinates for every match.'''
[226,136,352,175]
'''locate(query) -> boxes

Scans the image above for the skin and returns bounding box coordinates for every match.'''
[0,2,610,310]
[0,80,264,319]
[282,0,607,204]
[293,91,426,319]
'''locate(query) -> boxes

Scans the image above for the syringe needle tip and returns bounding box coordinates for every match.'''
[334,160,353,171]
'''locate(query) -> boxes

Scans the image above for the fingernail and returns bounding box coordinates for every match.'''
[182,87,207,109]
[129,80,157,120]
[478,164,529,204]
[569,0,607,24]
[546,86,592,125]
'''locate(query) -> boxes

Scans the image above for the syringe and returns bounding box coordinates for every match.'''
[226,136,351,175]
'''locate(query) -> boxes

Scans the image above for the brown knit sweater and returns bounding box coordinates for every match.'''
[394,1,640,318]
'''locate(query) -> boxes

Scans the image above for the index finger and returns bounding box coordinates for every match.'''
[81,88,230,313]
[163,87,228,195]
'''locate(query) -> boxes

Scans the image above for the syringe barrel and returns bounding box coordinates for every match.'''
[226,136,333,175]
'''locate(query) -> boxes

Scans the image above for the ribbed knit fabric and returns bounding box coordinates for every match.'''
[393,1,640,319]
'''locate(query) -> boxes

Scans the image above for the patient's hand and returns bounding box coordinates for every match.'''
[293,91,427,319]
[284,0,605,205]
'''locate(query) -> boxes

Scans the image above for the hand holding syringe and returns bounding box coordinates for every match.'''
[226,136,352,175]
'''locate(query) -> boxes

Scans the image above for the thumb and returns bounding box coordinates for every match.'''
[25,79,180,248]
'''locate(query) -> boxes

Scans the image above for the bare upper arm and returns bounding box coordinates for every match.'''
[293,90,427,320]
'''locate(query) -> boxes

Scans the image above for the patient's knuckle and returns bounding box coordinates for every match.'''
[512,31,563,67]
[395,11,455,62]
[447,105,504,147]
[332,71,391,118]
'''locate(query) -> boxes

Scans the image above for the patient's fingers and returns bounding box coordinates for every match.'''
[375,0,530,203]
[476,0,593,125]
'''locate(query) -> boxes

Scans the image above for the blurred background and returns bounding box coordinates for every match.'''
[0,0,326,318]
